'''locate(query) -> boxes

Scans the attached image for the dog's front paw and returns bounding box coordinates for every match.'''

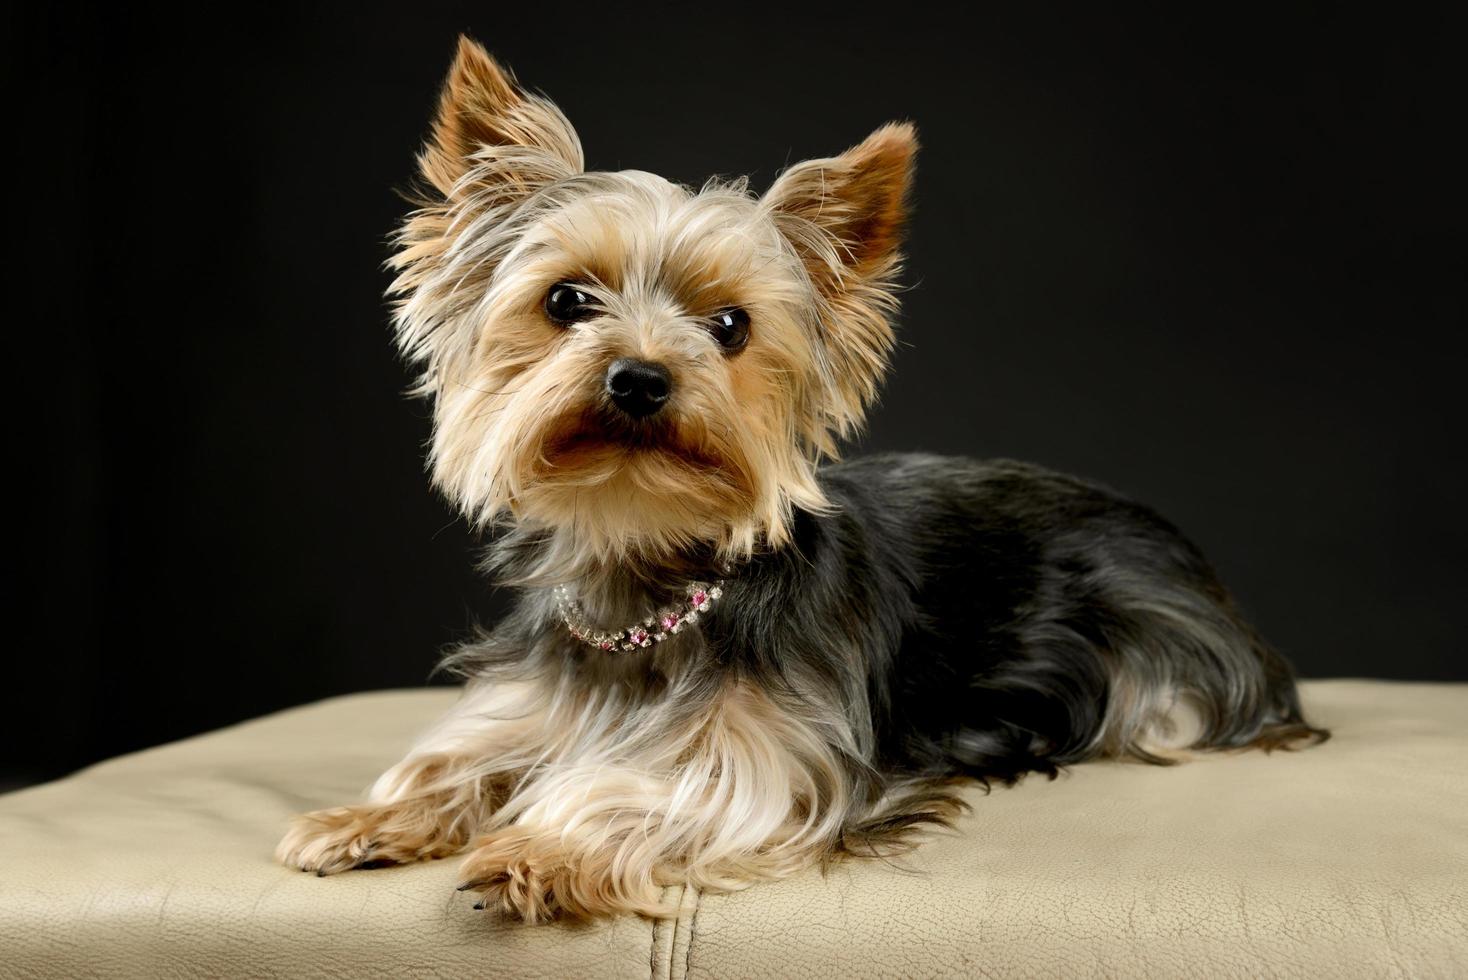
[456,828,673,922]
[276,806,388,875]
[276,803,466,875]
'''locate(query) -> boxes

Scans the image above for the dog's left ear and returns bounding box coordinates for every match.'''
[763,123,917,434]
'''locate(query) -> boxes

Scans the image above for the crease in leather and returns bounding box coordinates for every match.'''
[650,882,701,980]
[650,885,677,980]
[681,882,702,980]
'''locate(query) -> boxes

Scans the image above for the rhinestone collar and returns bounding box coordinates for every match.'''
[554,581,724,652]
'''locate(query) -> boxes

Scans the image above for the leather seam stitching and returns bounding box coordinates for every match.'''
[650,884,671,980]
[680,884,703,980]
[668,884,683,979]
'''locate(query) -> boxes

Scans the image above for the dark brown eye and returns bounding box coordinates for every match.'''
[545,282,598,325]
[707,308,750,352]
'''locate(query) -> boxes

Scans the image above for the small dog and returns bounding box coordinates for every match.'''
[278,36,1327,921]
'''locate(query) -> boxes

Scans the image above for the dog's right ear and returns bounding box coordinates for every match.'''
[418,35,584,197]
[391,38,583,392]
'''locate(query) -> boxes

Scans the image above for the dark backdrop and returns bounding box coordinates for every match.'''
[9,3,1462,789]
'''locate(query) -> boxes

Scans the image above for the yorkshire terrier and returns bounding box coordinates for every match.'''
[277,36,1328,922]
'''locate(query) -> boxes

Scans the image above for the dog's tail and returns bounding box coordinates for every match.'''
[1094,583,1331,762]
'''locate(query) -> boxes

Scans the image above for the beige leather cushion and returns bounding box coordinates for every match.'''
[2,680,1464,978]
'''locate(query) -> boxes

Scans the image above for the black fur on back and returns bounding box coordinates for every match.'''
[449,454,1327,797]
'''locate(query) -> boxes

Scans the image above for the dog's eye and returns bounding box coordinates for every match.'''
[545,283,598,325]
[706,308,750,352]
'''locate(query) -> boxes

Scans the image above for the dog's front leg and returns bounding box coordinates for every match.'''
[277,681,545,875]
[454,768,685,921]
[456,682,857,922]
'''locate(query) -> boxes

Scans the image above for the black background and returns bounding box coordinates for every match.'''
[9,3,1462,790]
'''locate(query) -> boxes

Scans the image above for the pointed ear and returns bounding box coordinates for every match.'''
[764,122,916,279]
[419,35,584,197]
[763,122,917,433]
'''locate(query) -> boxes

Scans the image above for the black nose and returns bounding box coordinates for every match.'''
[605,358,672,418]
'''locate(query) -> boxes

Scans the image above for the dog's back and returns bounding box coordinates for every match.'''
[744,453,1328,784]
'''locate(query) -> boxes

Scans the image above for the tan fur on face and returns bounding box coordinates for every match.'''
[389,37,917,565]
[417,172,840,562]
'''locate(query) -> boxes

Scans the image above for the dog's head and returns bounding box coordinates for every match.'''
[392,37,915,564]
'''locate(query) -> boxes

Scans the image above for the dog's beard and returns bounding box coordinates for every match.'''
[537,407,728,479]
[514,403,762,563]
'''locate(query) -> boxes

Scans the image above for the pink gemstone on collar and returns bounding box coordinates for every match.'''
[691,590,709,610]
[629,627,649,645]
[598,639,614,651]
[660,613,680,631]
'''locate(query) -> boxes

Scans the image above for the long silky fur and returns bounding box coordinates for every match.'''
[276,36,1327,922]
